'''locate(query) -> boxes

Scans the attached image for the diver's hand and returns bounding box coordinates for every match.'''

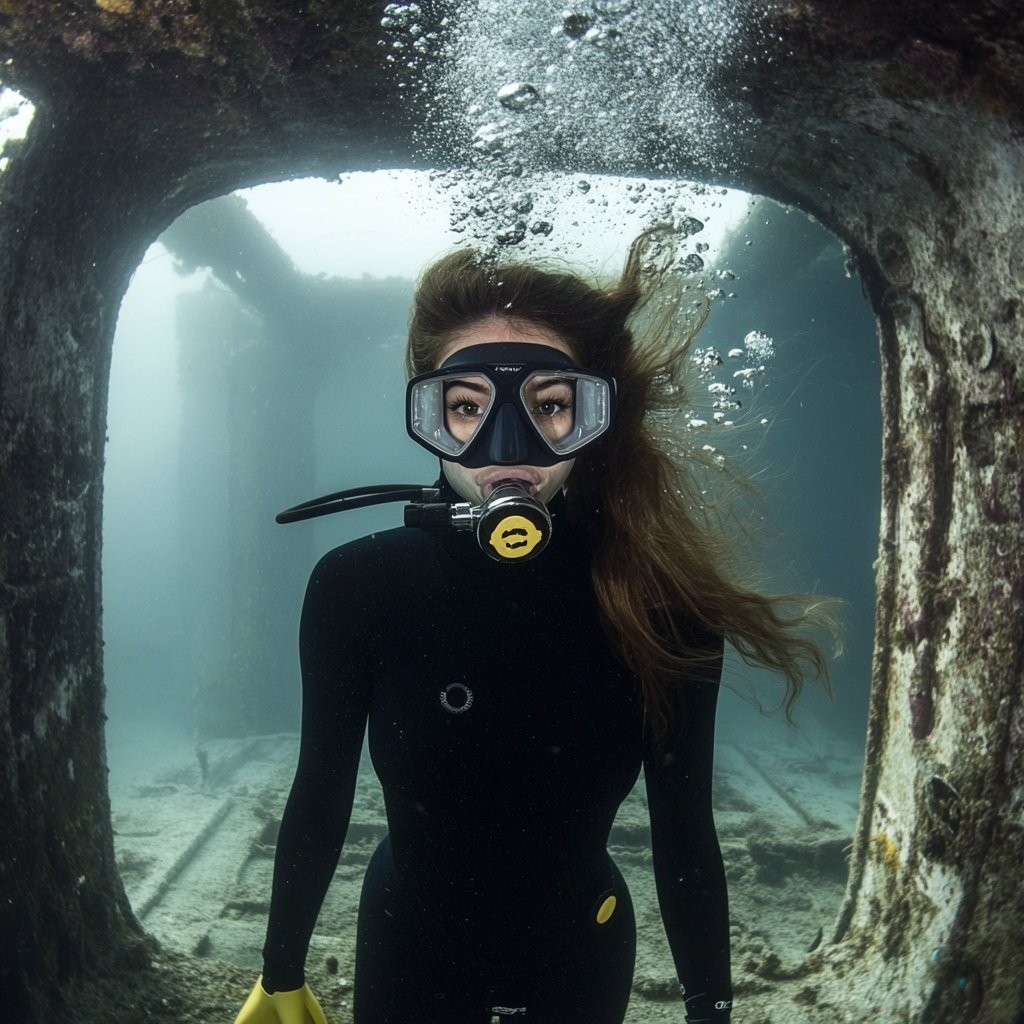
[233,976,328,1024]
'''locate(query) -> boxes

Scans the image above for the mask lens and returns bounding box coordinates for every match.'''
[521,371,611,454]
[522,373,576,446]
[443,375,493,444]
[409,375,492,457]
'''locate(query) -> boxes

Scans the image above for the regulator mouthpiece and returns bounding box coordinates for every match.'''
[404,482,552,562]
[475,483,552,561]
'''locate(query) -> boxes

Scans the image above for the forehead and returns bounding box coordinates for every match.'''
[438,318,576,366]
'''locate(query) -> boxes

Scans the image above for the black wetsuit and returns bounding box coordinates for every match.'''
[262,494,733,1024]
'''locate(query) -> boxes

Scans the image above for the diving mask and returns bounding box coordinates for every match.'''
[406,343,616,467]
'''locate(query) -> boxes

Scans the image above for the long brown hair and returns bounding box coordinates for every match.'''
[406,228,839,738]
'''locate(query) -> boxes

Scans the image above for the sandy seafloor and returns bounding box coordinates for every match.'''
[107,727,864,1024]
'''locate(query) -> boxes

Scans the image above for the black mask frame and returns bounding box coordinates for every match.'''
[406,342,617,468]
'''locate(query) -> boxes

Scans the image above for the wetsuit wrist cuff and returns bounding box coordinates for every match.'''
[682,992,732,1022]
[261,967,305,995]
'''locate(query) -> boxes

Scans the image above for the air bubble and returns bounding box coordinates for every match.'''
[676,216,705,237]
[691,347,722,380]
[743,330,774,362]
[561,10,593,37]
[496,222,527,246]
[472,122,518,155]
[733,367,765,386]
[576,24,623,47]
[497,82,541,111]
[509,192,534,214]
[727,348,743,359]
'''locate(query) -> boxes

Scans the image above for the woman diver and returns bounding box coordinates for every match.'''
[233,228,835,1024]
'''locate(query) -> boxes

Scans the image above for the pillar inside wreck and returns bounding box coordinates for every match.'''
[166,198,417,738]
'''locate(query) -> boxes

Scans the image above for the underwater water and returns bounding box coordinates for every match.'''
[102,167,880,1021]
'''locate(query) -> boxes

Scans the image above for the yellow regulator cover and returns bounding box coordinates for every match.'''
[233,977,329,1024]
[488,514,544,558]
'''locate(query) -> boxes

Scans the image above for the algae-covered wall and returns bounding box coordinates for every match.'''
[0,3,1021,1021]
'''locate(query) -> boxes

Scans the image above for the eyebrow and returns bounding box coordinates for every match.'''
[444,378,491,394]
[526,376,574,389]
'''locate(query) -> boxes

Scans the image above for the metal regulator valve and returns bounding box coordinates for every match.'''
[404,481,552,561]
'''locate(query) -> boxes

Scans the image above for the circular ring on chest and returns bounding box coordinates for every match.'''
[440,682,474,714]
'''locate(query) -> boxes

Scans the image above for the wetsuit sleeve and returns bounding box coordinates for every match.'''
[261,547,376,993]
[643,639,733,1023]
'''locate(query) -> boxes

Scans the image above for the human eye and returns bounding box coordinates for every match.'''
[531,381,574,418]
[446,392,483,419]
[536,396,571,415]
[526,377,575,442]
[444,377,491,440]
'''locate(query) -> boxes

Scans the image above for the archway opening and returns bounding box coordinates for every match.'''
[102,168,880,1013]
